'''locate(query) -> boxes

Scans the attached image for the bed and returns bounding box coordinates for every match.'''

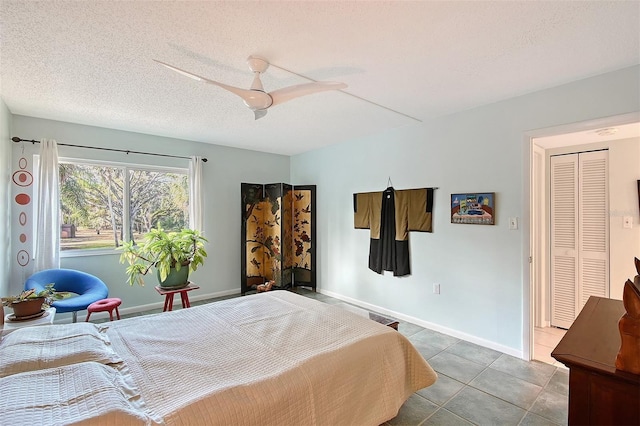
[0,290,437,425]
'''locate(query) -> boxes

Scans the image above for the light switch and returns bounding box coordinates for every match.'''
[509,217,518,230]
[623,216,633,229]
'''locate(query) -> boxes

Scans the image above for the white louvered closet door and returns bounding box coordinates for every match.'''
[550,151,609,329]
[550,155,579,329]
[578,151,609,307]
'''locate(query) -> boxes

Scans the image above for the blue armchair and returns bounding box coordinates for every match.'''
[25,268,109,322]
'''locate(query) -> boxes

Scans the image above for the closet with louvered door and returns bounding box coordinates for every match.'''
[550,150,609,329]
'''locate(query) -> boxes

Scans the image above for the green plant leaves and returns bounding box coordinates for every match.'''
[117,227,208,286]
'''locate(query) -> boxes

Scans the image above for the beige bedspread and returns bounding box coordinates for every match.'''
[106,290,437,425]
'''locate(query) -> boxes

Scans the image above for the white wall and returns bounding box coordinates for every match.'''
[608,138,640,292]
[0,99,12,298]
[10,116,290,320]
[291,65,640,356]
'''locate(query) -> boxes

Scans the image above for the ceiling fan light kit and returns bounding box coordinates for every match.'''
[155,55,347,120]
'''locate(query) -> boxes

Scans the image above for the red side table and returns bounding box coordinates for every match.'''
[154,282,200,312]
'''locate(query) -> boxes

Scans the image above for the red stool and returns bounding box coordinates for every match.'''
[86,298,122,322]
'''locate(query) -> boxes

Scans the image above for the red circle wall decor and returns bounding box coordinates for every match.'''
[12,170,33,187]
[17,250,30,266]
[15,157,31,267]
[15,193,31,205]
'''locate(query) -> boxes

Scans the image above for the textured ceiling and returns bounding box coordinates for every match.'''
[1,1,639,155]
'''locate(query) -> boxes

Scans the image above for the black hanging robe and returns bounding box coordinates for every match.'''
[354,187,434,276]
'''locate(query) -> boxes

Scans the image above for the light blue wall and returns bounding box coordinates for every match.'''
[290,65,640,356]
[9,116,290,319]
[0,99,12,298]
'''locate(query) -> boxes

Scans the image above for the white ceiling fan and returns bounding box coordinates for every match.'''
[154,56,347,120]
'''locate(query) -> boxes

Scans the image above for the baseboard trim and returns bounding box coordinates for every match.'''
[118,288,241,316]
[53,288,241,324]
[320,288,523,359]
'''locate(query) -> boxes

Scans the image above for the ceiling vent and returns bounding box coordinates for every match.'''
[594,127,618,137]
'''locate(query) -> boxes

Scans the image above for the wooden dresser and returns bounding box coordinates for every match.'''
[551,296,640,425]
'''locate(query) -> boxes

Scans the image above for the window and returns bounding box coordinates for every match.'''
[58,160,189,253]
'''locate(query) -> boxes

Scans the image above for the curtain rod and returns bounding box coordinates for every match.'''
[11,137,208,162]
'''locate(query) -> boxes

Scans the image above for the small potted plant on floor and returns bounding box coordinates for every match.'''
[2,284,60,318]
[118,227,208,288]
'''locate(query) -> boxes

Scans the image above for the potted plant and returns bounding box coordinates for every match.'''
[2,284,60,318]
[118,227,208,288]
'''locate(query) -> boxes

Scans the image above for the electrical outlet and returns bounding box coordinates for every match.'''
[433,283,440,294]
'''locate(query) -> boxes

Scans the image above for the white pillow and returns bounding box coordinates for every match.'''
[0,361,162,425]
[0,323,122,377]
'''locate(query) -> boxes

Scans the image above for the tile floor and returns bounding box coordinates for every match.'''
[96,288,569,426]
[533,326,567,368]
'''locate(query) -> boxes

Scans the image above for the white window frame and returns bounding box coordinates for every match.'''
[49,156,189,258]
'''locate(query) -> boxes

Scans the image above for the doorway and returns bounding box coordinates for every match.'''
[526,115,640,364]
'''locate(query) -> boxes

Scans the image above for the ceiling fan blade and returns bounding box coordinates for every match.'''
[254,109,268,120]
[154,59,259,102]
[269,81,347,107]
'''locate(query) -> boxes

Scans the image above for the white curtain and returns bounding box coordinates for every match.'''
[35,139,60,271]
[189,156,204,232]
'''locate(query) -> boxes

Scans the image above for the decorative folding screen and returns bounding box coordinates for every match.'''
[241,183,316,294]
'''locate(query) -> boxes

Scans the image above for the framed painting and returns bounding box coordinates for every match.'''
[451,193,495,225]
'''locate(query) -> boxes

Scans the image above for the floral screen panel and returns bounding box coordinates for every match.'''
[242,183,265,291]
[292,186,315,285]
[280,184,293,284]
[264,183,293,288]
[241,183,315,294]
